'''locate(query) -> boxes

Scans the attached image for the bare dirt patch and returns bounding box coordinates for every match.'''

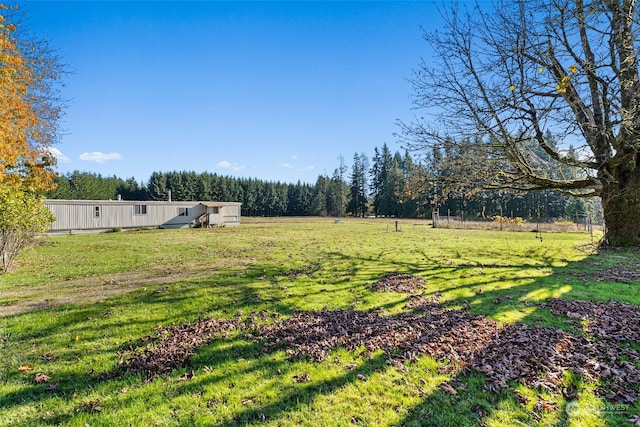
[0,264,225,318]
[370,272,426,293]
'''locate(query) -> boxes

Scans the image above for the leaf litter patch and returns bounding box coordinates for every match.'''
[281,264,321,279]
[573,262,640,283]
[115,317,241,380]
[370,272,426,293]
[257,297,639,402]
[544,298,640,342]
[111,297,639,403]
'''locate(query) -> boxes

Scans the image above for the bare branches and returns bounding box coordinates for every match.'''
[401,0,640,201]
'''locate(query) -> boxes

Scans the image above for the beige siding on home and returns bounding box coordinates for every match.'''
[223,204,241,226]
[44,200,241,231]
[199,202,241,227]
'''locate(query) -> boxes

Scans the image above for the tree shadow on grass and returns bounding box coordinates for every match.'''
[393,252,640,426]
[211,352,390,426]
[0,264,286,416]
[2,244,638,426]
[1,259,391,425]
[399,372,513,427]
[284,246,639,426]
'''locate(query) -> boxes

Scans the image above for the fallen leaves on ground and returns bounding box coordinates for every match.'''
[440,382,458,395]
[177,370,195,381]
[110,291,639,404]
[292,373,310,383]
[257,298,639,402]
[473,322,638,402]
[573,262,640,283]
[370,272,426,293]
[404,293,444,311]
[544,298,640,342]
[45,383,59,392]
[79,398,103,413]
[33,373,51,383]
[281,264,320,279]
[116,317,240,380]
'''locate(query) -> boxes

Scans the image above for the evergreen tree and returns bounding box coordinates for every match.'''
[347,152,369,217]
[311,175,328,216]
[117,177,146,200]
[296,183,313,216]
[398,150,418,218]
[47,175,73,199]
[196,173,211,200]
[326,169,347,217]
[165,172,183,200]
[370,147,382,215]
[370,144,394,216]
[241,179,258,215]
[227,178,244,203]
[147,172,168,201]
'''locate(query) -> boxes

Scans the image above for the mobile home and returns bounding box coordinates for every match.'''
[44,200,241,233]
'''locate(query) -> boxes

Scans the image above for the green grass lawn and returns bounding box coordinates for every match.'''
[0,218,638,426]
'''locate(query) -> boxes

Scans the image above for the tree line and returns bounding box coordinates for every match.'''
[47,143,600,222]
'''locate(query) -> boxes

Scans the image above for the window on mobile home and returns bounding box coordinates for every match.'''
[94,206,100,218]
[134,204,147,215]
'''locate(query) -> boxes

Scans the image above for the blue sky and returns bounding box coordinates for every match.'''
[23,1,446,184]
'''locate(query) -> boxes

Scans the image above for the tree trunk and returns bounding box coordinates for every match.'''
[601,157,640,246]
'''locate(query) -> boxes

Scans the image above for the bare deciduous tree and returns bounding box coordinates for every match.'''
[400,0,640,246]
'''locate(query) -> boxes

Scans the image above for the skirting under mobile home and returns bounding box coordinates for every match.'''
[44,200,241,233]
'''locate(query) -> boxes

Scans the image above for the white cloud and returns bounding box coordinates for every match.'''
[280,162,295,169]
[216,160,245,172]
[79,151,123,163]
[291,155,298,160]
[48,147,71,163]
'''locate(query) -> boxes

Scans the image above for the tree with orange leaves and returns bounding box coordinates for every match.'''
[0,3,64,272]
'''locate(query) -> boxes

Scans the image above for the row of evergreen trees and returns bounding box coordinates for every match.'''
[47,144,601,221]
